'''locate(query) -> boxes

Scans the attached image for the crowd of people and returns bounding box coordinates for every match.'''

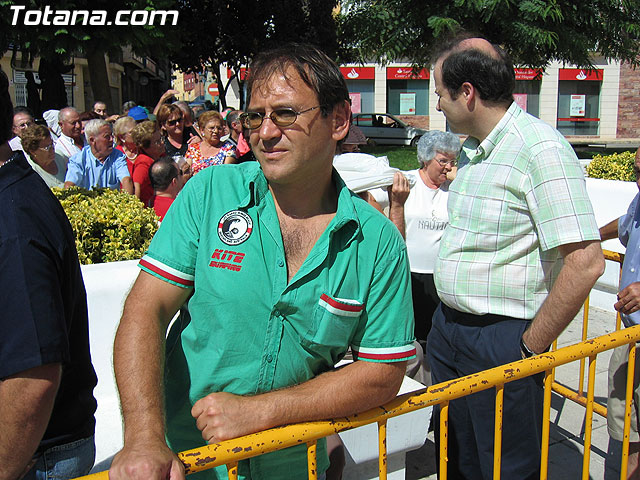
[6,92,254,221]
[3,32,640,480]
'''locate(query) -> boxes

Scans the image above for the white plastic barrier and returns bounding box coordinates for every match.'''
[585,178,637,311]
[83,261,431,477]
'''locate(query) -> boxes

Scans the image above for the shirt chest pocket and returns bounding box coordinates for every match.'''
[302,293,364,350]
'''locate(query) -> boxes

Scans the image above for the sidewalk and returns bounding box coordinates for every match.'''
[405,306,625,480]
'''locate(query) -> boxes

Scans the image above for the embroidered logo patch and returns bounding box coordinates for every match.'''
[209,249,245,272]
[218,210,253,246]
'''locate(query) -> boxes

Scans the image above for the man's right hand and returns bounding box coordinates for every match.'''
[109,440,185,480]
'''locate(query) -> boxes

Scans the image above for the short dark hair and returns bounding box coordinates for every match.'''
[0,67,13,144]
[13,106,34,118]
[436,34,515,107]
[149,157,179,191]
[246,43,350,117]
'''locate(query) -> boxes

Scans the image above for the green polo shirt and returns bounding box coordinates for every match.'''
[435,102,599,320]
[139,162,415,479]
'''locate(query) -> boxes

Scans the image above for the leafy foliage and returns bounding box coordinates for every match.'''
[586,151,635,181]
[170,0,340,109]
[337,0,640,68]
[52,187,159,264]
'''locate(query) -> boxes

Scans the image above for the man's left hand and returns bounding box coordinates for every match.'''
[191,392,264,444]
[615,282,640,315]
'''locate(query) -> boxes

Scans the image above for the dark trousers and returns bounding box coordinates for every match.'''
[411,272,440,342]
[427,304,544,480]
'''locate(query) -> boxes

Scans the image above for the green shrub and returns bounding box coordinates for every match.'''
[586,151,635,181]
[52,187,159,264]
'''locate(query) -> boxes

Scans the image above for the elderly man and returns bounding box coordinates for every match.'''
[0,67,98,480]
[149,157,185,221]
[427,34,604,479]
[55,107,85,163]
[8,106,35,152]
[225,110,251,157]
[64,119,133,193]
[109,43,415,480]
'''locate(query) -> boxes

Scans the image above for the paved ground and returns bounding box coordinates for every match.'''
[404,306,627,480]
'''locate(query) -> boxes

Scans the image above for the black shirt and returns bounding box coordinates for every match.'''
[0,151,97,449]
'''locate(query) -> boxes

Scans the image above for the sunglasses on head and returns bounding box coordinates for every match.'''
[240,106,322,130]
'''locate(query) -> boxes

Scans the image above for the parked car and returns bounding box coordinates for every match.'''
[352,113,427,146]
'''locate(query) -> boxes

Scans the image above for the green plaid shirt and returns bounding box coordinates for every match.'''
[435,103,599,319]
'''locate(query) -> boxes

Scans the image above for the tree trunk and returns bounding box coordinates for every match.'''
[86,49,115,114]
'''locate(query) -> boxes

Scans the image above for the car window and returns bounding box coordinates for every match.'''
[354,115,373,127]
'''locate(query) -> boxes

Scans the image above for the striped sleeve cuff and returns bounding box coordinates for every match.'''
[352,344,416,363]
[139,255,194,288]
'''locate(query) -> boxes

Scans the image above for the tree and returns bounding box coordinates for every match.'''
[0,0,179,114]
[170,0,340,110]
[337,0,640,69]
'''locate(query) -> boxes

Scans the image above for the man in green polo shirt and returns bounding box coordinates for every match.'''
[109,44,416,480]
[427,34,605,479]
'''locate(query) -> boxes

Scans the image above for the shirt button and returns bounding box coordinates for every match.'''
[274,309,281,317]
[632,268,636,273]
[278,259,284,267]
[266,354,273,363]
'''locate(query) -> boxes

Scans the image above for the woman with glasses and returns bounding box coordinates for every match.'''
[21,124,67,187]
[388,130,460,353]
[186,111,237,175]
[130,120,166,206]
[158,104,191,157]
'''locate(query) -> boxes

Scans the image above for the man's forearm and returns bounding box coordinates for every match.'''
[523,240,605,353]
[192,360,407,442]
[0,364,61,480]
[599,217,620,242]
[388,206,406,239]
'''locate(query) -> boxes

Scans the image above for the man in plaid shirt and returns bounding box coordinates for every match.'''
[427,34,605,479]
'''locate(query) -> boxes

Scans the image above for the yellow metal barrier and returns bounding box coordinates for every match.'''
[78,324,640,480]
[78,248,634,479]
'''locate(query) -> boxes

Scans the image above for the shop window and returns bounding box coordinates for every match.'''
[557,80,600,136]
[513,80,541,118]
[387,80,428,115]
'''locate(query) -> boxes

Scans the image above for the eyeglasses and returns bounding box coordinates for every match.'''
[38,144,54,152]
[435,156,457,167]
[16,121,34,129]
[205,125,224,133]
[240,106,322,129]
[166,117,183,127]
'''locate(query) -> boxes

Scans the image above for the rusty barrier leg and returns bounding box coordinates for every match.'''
[440,401,449,480]
[378,419,388,480]
[540,370,553,480]
[226,462,238,480]
[621,343,637,479]
[581,355,597,480]
[493,384,504,480]
[307,440,318,480]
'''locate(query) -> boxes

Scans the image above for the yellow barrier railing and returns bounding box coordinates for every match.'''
[79,249,633,480]
[79,325,640,479]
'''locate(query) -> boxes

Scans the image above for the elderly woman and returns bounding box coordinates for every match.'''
[185,111,236,175]
[388,130,461,345]
[113,116,138,176]
[21,124,67,187]
[130,120,166,206]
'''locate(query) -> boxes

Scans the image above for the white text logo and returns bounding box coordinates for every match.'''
[10,5,179,26]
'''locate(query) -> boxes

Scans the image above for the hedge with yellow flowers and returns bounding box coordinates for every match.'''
[52,187,159,265]
[586,151,635,181]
